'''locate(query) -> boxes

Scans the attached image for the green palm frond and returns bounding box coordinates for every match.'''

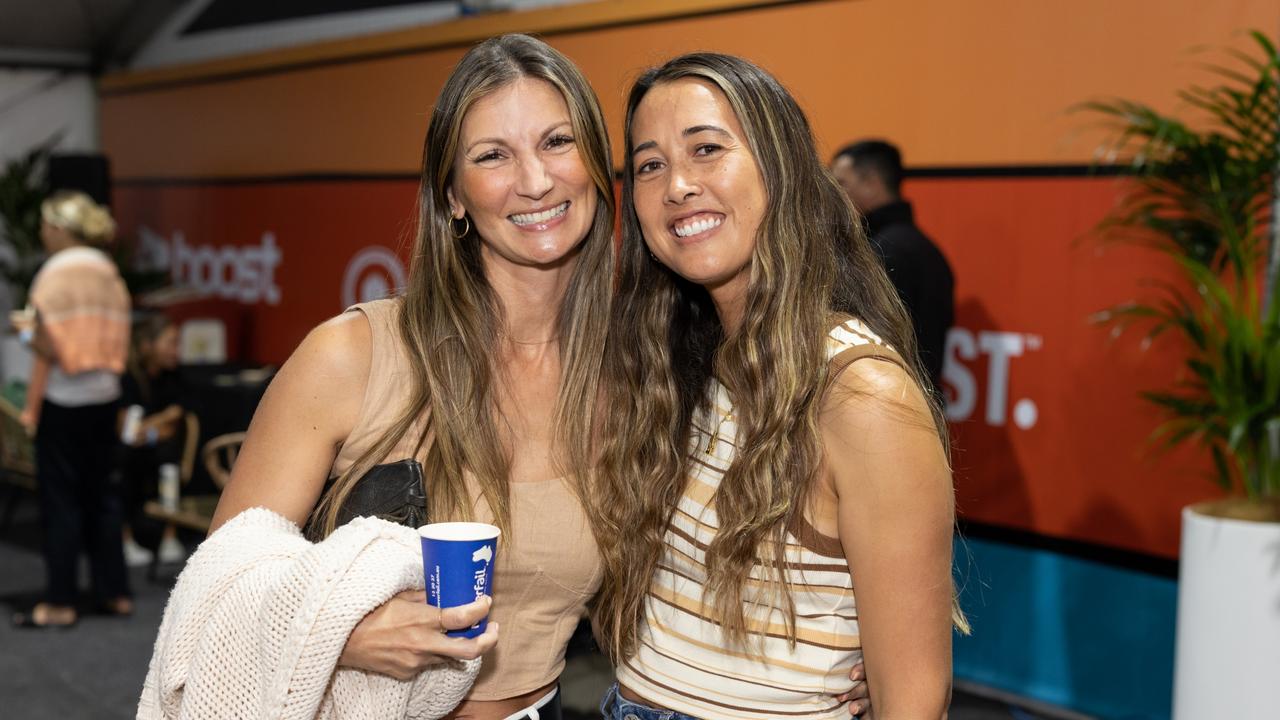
[1082,30,1280,500]
[0,139,57,306]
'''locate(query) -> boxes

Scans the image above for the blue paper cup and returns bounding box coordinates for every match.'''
[418,521,500,638]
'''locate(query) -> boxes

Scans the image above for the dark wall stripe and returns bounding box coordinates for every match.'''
[959,519,1178,579]
[906,164,1131,179]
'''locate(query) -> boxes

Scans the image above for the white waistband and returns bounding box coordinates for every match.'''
[500,686,558,720]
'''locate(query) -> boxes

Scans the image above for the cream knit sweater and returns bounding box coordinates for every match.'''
[137,507,480,719]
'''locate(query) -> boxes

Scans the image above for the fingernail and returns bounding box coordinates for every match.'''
[851,667,864,681]
[850,702,864,716]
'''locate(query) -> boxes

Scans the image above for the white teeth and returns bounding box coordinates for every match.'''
[673,215,722,238]
[510,201,569,226]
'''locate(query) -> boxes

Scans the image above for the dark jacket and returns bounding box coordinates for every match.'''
[864,200,955,391]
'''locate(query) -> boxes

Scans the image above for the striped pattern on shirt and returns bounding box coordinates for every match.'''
[615,318,904,719]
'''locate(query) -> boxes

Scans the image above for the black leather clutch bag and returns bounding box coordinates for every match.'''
[304,459,427,540]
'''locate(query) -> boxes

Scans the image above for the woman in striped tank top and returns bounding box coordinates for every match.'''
[592,53,964,719]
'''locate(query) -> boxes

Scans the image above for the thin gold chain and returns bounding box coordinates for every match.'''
[704,409,734,454]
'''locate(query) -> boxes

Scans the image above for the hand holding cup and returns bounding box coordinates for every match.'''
[339,591,498,680]
[419,522,500,638]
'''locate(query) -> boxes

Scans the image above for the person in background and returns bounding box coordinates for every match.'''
[118,311,187,567]
[831,140,954,393]
[10,190,132,629]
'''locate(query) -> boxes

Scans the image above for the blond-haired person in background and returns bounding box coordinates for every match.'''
[11,189,132,629]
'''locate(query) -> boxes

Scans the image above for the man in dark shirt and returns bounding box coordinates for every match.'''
[832,140,955,394]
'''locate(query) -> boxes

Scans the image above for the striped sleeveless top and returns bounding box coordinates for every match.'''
[615,318,905,719]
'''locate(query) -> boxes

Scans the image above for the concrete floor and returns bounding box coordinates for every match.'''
[0,494,1080,719]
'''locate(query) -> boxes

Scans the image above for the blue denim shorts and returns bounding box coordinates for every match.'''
[599,683,702,720]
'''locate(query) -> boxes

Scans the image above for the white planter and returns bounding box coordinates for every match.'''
[1172,504,1280,719]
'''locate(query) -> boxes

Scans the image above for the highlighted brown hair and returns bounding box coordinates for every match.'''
[592,52,960,662]
[313,34,614,540]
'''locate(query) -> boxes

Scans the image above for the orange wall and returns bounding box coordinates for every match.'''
[102,0,1280,177]
[910,175,1210,556]
[100,0,1280,559]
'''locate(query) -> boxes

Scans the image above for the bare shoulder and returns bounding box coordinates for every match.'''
[260,309,374,438]
[286,310,373,383]
[822,356,935,436]
[209,310,374,531]
[820,354,949,502]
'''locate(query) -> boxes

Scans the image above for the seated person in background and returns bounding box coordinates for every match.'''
[118,312,187,566]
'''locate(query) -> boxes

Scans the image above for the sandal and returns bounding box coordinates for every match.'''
[11,604,78,630]
[96,597,134,618]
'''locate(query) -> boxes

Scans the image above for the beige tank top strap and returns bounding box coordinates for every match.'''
[330,297,416,478]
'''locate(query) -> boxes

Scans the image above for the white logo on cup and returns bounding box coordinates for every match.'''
[471,545,492,609]
[342,246,406,308]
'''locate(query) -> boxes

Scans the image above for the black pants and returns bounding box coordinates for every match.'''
[120,446,166,554]
[35,399,130,607]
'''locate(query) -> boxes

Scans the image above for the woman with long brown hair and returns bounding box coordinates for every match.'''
[198,34,615,718]
[592,53,961,719]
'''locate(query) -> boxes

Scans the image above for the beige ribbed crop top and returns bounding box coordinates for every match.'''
[329,298,603,700]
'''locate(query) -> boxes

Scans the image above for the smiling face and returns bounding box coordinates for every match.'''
[629,77,766,297]
[447,77,597,271]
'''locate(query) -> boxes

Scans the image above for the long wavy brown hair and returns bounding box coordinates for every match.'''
[592,52,952,662]
[312,34,615,539]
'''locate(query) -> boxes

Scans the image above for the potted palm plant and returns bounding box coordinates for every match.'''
[0,142,51,306]
[1083,30,1279,720]
[0,142,54,386]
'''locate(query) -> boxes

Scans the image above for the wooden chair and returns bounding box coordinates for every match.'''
[140,413,222,539]
[179,412,200,489]
[0,395,36,535]
[202,431,246,491]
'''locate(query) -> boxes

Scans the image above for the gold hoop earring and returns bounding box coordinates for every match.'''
[451,216,471,239]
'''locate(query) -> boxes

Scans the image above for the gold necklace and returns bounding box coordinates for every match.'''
[505,335,559,346]
[704,409,734,454]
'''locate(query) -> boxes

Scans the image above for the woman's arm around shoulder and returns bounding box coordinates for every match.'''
[209,312,372,533]
[822,357,954,720]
